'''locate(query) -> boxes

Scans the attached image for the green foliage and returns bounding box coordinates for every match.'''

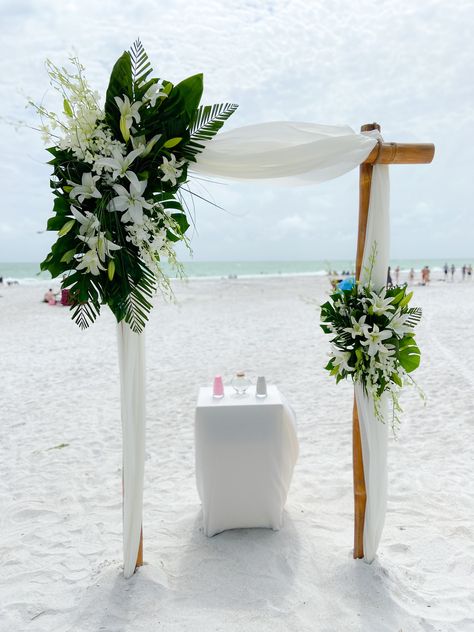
[105,52,133,139]
[37,39,237,333]
[320,279,423,426]
[182,102,238,161]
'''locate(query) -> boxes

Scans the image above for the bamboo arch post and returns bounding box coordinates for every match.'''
[352,123,435,559]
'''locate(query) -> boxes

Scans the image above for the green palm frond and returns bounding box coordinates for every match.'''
[71,301,101,330]
[182,102,238,161]
[130,39,153,91]
[405,306,422,327]
[123,262,157,333]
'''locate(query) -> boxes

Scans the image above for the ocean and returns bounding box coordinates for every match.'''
[0,259,471,285]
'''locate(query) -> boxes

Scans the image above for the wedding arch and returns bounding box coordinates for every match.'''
[34,42,434,578]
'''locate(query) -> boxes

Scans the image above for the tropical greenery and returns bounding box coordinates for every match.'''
[320,275,422,426]
[30,39,237,332]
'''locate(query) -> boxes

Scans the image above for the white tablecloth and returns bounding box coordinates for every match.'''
[195,385,299,536]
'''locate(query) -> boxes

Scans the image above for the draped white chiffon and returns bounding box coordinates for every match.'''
[355,159,390,562]
[118,121,390,575]
[117,323,146,578]
[192,122,377,184]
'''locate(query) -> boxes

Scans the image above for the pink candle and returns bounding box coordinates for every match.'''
[213,375,224,398]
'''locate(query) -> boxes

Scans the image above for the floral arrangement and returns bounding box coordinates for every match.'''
[30,40,237,332]
[320,272,422,426]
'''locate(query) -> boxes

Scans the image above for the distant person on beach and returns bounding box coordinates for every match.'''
[451,264,455,281]
[421,266,430,285]
[462,264,466,281]
[43,288,56,304]
[395,266,400,285]
[409,268,415,284]
[444,263,449,281]
[468,264,473,280]
[387,266,393,287]
[0,276,3,285]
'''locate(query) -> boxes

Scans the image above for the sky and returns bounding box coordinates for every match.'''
[0,0,473,263]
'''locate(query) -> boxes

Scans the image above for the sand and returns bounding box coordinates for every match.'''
[1,273,473,632]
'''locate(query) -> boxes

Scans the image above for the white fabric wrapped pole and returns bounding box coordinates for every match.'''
[355,159,391,562]
[117,322,145,578]
[192,122,377,183]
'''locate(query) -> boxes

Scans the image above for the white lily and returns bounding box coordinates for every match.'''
[131,133,162,158]
[68,172,102,204]
[97,148,142,180]
[76,249,106,276]
[331,347,354,373]
[160,154,185,187]
[109,171,151,224]
[114,95,142,142]
[361,324,392,357]
[70,207,100,237]
[344,315,370,339]
[78,232,121,261]
[389,311,412,337]
[143,82,168,107]
[366,287,395,316]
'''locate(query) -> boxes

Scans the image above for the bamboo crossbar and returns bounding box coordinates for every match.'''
[363,141,435,165]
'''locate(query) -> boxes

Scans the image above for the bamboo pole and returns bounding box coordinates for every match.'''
[136,528,143,568]
[353,122,380,558]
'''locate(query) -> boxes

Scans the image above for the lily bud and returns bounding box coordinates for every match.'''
[108,259,115,281]
[120,116,130,142]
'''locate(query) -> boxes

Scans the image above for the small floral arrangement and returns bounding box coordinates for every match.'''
[30,40,237,331]
[320,272,422,427]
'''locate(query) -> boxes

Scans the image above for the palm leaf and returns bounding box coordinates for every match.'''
[71,301,100,330]
[182,102,238,161]
[123,261,157,333]
[130,39,153,91]
[405,306,422,327]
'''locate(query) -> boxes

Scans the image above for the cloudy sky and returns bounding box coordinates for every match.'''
[0,0,473,262]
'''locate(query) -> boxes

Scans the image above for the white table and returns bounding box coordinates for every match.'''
[195,385,299,536]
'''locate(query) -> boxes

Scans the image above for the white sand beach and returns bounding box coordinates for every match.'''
[1,274,473,632]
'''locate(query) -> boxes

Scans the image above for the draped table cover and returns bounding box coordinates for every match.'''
[195,385,299,537]
[119,122,388,576]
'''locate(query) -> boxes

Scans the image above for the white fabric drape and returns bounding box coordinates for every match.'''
[192,122,377,184]
[117,323,145,578]
[118,121,390,577]
[355,157,390,563]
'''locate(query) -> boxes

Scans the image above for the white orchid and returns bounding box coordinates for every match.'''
[389,311,412,337]
[331,348,354,373]
[344,315,370,339]
[70,207,100,237]
[361,324,392,357]
[109,171,152,224]
[366,287,395,316]
[76,249,106,276]
[143,81,168,107]
[114,95,142,142]
[160,154,185,186]
[96,148,142,180]
[68,172,101,204]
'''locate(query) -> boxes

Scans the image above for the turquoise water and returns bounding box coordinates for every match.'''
[0,259,472,284]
